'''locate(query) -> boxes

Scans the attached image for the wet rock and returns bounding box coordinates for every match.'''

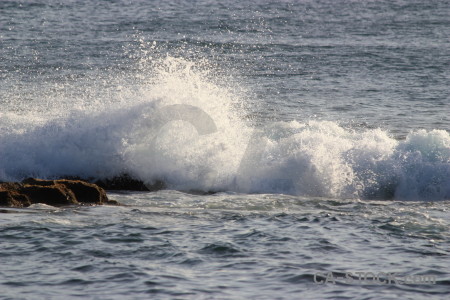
[0,183,30,207]
[0,189,31,208]
[0,182,23,191]
[0,179,118,208]
[22,178,55,186]
[23,178,109,204]
[94,174,166,191]
[52,174,166,192]
[58,180,109,204]
[21,184,78,206]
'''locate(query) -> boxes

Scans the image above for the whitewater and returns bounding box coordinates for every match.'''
[1,55,449,201]
[1,0,449,299]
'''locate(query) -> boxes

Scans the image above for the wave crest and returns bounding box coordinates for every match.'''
[1,56,449,200]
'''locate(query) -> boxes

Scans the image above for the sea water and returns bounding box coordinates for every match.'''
[0,0,449,299]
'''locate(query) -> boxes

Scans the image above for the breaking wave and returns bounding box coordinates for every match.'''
[1,55,449,201]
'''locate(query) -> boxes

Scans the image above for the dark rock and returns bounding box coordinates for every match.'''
[23,178,109,204]
[20,184,79,206]
[0,182,24,190]
[0,178,118,208]
[94,174,166,191]
[0,183,31,207]
[52,174,166,192]
[22,178,55,186]
[0,190,31,208]
[57,180,109,204]
[0,173,167,208]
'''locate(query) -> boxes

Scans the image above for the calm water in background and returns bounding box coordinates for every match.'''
[1,0,449,299]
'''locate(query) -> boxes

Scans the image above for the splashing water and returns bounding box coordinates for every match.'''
[1,53,449,200]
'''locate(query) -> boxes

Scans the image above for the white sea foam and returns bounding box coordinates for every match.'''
[1,56,449,200]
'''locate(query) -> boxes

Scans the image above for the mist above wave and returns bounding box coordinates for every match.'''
[1,55,449,201]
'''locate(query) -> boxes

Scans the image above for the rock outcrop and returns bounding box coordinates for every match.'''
[0,179,118,208]
[55,174,166,192]
[93,174,166,191]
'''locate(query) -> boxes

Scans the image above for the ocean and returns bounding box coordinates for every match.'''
[0,0,449,299]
